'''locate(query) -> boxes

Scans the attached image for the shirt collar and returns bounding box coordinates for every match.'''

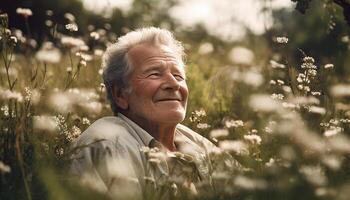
[117,113,154,147]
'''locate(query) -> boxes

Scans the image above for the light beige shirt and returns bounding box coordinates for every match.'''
[70,114,218,199]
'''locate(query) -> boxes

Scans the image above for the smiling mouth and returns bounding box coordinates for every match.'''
[157,98,181,102]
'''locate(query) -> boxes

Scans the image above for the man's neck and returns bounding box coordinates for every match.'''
[122,112,177,151]
[146,125,177,151]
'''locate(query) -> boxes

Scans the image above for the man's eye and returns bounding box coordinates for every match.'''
[148,73,161,78]
[174,74,184,81]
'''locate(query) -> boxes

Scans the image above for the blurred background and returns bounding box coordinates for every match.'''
[1,0,350,199]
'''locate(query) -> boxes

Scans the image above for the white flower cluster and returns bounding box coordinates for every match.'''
[225,119,244,128]
[275,36,289,44]
[189,108,206,123]
[244,134,262,145]
[1,105,9,116]
[65,23,78,32]
[296,56,318,94]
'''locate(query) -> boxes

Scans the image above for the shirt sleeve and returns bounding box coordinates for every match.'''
[70,139,143,200]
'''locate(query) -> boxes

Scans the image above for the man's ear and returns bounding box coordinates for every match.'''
[112,86,129,110]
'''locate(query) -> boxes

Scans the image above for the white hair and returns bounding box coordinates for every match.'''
[102,27,185,114]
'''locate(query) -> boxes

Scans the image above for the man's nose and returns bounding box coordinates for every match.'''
[161,73,180,90]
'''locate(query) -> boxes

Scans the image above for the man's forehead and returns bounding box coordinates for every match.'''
[127,43,182,66]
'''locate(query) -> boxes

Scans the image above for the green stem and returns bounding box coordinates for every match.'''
[15,106,32,200]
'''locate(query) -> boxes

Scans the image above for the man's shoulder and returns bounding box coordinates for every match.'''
[73,116,136,146]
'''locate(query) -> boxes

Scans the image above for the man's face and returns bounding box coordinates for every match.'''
[118,43,188,126]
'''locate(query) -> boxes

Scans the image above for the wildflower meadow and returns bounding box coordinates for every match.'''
[1,0,350,199]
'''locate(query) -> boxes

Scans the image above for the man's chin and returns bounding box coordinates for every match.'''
[158,112,185,123]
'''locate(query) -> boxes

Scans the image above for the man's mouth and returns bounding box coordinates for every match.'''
[157,98,181,102]
[155,96,182,102]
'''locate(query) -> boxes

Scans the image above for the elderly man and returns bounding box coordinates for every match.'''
[71,27,217,199]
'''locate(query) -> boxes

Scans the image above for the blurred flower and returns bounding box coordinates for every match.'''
[324,64,334,69]
[229,46,254,65]
[234,175,267,190]
[190,108,206,122]
[1,105,9,116]
[231,69,264,87]
[249,94,281,112]
[198,42,213,55]
[282,86,292,93]
[16,8,33,17]
[76,52,93,62]
[299,165,327,186]
[46,10,53,16]
[79,101,102,115]
[0,161,11,174]
[48,91,73,114]
[0,88,23,102]
[341,36,349,42]
[45,20,53,27]
[64,13,75,22]
[244,134,262,145]
[82,117,90,125]
[13,29,25,43]
[219,140,249,155]
[94,49,104,57]
[48,88,101,115]
[265,158,275,167]
[0,67,18,77]
[10,36,17,44]
[79,60,87,67]
[276,79,284,85]
[225,119,244,128]
[210,129,229,138]
[196,123,210,129]
[28,39,37,48]
[280,146,296,161]
[328,134,350,153]
[66,67,72,73]
[33,115,57,132]
[90,32,100,40]
[275,36,288,44]
[324,127,342,137]
[311,91,321,96]
[98,68,103,75]
[243,70,264,87]
[65,23,78,32]
[331,84,350,97]
[322,155,341,171]
[270,60,286,69]
[291,96,320,105]
[35,42,61,63]
[61,36,85,48]
[303,56,315,64]
[308,106,326,115]
[271,93,284,100]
